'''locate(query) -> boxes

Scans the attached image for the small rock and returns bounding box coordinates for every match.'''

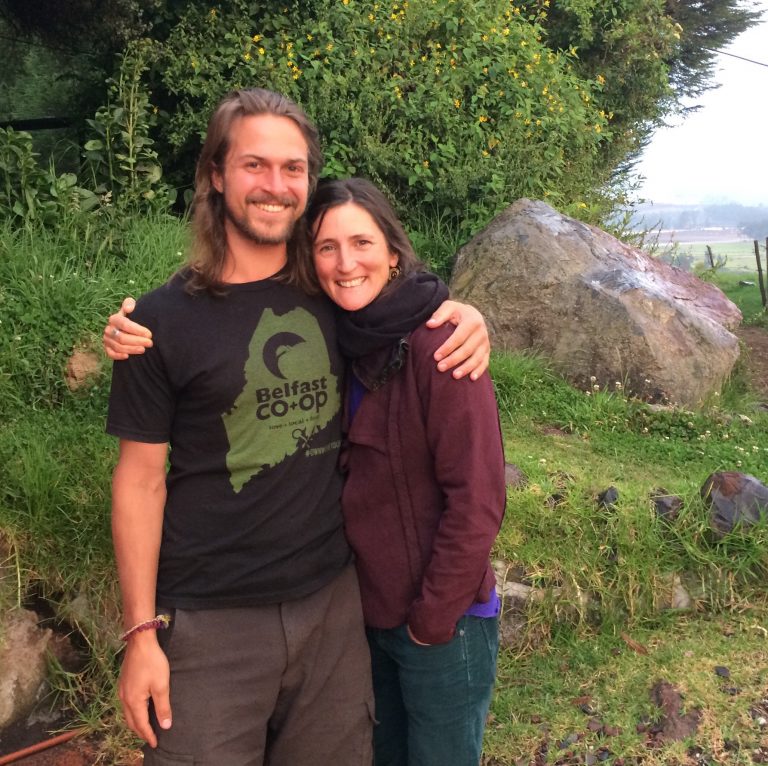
[596,749,612,762]
[651,488,683,523]
[0,609,52,727]
[580,703,596,715]
[714,665,730,678]
[558,733,579,749]
[701,471,768,535]
[602,725,620,737]
[505,462,528,488]
[587,718,603,732]
[597,487,619,509]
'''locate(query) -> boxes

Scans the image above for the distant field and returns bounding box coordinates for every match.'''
[659,239,766,271]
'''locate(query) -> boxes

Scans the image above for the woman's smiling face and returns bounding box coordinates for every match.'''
[312,202,399,312]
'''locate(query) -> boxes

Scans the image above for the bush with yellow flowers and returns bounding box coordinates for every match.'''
[159,0,614,237]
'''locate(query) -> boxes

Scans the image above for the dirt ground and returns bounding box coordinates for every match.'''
[0,735,141,765]
[737,325,768,400]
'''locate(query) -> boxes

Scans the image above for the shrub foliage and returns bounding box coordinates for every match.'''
[157,0,613,235]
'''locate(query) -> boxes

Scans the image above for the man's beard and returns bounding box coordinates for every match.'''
[224,197,299,245]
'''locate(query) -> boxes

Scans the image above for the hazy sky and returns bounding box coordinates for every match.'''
[635,1,768,207]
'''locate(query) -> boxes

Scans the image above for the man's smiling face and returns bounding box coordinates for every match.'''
[212,113,310,246]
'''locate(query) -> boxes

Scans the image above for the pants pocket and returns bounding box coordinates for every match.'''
[142,745,195,765]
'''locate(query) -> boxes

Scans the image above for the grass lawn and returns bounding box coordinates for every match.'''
[1,218,766,764]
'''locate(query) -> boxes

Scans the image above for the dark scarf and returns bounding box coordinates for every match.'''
[336,271,449,390]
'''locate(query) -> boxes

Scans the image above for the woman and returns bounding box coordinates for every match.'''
[105,178,506,766]
[307,179,505,766]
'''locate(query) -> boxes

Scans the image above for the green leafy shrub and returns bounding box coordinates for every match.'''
[155,0,611,237]
[83,39,173,212]
[0,128,99,226]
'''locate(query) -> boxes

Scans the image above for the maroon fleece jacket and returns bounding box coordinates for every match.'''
[340,323,506,645]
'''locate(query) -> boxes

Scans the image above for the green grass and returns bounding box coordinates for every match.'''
[1,215,766,762]
[662,240,766,273]
[710,271,768,326]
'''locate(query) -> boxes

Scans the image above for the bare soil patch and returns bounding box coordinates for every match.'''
[736,325,768,400]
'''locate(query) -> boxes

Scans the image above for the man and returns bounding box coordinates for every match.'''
[106,88,489,766]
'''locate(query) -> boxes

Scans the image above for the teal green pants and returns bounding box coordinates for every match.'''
[366,615,499,766]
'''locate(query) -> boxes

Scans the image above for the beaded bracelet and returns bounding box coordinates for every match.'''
[120,614,172,642]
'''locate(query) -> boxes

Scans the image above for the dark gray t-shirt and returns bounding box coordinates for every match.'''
[107,271,351,609]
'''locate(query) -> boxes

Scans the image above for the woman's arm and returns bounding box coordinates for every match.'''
[406,326,506,645]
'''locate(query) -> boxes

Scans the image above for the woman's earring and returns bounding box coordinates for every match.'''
[388,265,401,282]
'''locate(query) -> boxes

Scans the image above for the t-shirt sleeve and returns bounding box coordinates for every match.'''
[106,298,175,444]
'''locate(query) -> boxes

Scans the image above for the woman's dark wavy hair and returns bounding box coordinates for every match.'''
[304,178,425,296]
[185,88,322,294]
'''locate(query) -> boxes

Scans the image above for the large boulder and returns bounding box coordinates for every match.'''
[450,199,742,406]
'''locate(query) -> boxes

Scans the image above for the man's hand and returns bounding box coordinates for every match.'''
[103,297,153,360]
[426,300,490,380]
[119,631,172,748]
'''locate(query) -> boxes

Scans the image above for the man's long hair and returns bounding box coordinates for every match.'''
[186,89,323,294]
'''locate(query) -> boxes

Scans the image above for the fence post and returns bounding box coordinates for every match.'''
[755,240,767,308]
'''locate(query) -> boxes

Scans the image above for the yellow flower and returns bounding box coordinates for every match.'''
[326,42,334,51]
[502,28,510,36]
[209,8,216,17]
[422,160,429,168]
[482,150,489,157]
[252,34,262,42]
[481,34,489,41]
[191,60,198,68]
[243,52,252,61]
[596,74,606,85]
[368,12,375,20]
[306,33,313,41]
[594,124,602,133]
[258,47,265,55]
[453,98,461,108]
[343,0,349,4]
[478,115,488,123]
